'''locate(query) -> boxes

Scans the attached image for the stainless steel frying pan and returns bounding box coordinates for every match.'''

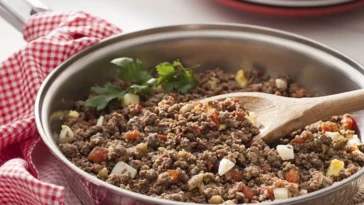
[1,1,364,204]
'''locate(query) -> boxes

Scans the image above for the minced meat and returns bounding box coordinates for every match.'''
[57,68,363,204]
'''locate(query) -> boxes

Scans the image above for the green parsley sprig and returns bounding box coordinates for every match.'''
[84,57,197,110]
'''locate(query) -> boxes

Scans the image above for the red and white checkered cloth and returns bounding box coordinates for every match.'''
[0,11,121,205]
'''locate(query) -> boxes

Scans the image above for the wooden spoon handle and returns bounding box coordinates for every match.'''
[307,89,364,120]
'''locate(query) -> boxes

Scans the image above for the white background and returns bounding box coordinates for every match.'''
[0,0,364,64]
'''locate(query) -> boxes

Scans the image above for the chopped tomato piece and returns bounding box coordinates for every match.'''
[194,127,201,134]
[242,185,255,200]
[274,180,283,187]
[231,98,240,103]
[290,138,305,144]
[257,71,265,76]
[235,111,245,119]
[341,115,353,130]
[124,130,140,139]
[207,163,214,171]
[285,168,299,183]
[82,121,92,127]
[262,164,270,172]
[137,104,144,110]
[331,124,339,132]
[296,89,307,97]
[230,168,242,181]
[167,170,179,181]
[267,187,274,199]
[350,145,359,153]
[176,136,182,143]
[210,109,220,128]
[301,131,311,140]
[158,134,167,140]
[322,123,329,133]
[88,147,108,163]
[322,122,339,133]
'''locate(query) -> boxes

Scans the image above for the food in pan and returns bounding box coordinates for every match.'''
[57,57,364,204]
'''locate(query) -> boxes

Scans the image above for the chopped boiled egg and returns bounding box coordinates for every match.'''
[275,79,287,90]
[208,195,224,204]
[276,145,294,161]
[121,93,139,106]
[96,116,104,126]
[68,110,80,118]
[326,159,344,177]
[218,124,227,131]
[235,70,248,87]
[207,77,219,89]
[223,200,236,205]
[111,161,137,178]
[136,143,148,153]
[59,125,74,142]
[180,103,195,114]
[97,167,108,179]
[218,158,235,176]
[245,112,261,127]
[347,134,361,147]
[127,146,136,153]
[273,188,289,200]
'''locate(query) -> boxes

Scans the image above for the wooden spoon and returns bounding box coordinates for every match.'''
[201,89,364,143]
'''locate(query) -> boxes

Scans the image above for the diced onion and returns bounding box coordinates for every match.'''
[127,146,136,153]
[218,158,235,176]
[276,145,294,160]
[218,124,226,131]
[326,159,344,177]
[96,116,104,126]
[325,132,345,141]
[188,173,204,191]
[347,134,361,147]
[122,93,140,106]
[180,103,195,114]
[111,161,137,178]
[68,110,80,118]
[59,125,74,142]
[273,188,289,200]
[275,79,287,90]
[207,77,219,89]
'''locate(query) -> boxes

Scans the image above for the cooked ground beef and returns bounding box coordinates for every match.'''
[58,69,363,204]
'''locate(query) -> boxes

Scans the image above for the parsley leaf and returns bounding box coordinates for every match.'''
[85,83,127,110]
[85,58,197,110]
[156,62,175,84]
[156,60,196,94]
[90,82,123,95]
[129,84,151,94]
[111,57,152,84]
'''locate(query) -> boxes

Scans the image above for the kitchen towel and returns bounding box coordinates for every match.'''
[0,10,120,205]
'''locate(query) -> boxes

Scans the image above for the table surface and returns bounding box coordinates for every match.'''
[1,0,364,64]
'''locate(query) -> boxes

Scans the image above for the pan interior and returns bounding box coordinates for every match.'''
[36,24,364,205]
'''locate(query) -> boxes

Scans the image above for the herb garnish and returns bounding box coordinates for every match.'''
[84,58,197,110]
